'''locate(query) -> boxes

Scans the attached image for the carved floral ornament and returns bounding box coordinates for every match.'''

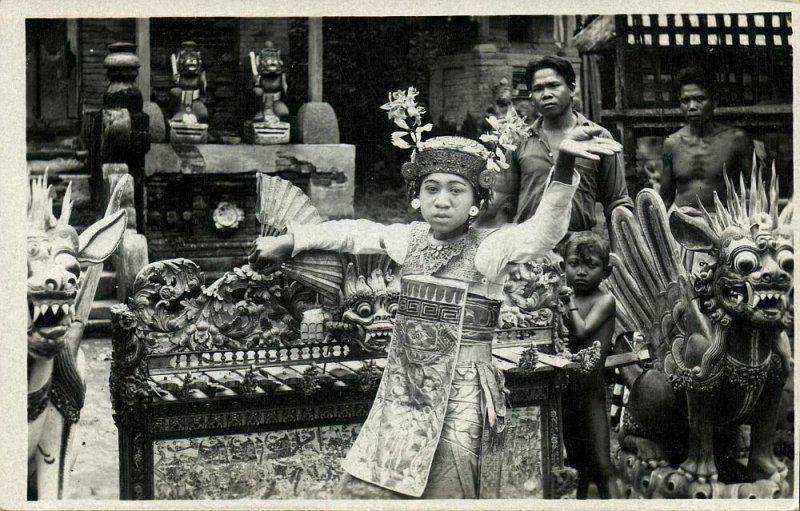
[212,202,245,233]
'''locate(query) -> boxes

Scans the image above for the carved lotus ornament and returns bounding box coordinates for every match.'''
[212,202,245,233]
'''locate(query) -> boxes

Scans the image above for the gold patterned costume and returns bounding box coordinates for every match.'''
[290,184,577,498]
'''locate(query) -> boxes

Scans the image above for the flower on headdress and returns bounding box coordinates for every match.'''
[381,86,432,150]
[480,108,531,172]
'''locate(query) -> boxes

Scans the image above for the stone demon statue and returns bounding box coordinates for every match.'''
[606,167,793,498]
[28,173,127,499]
[249,40,290,123]
[169,41,208,125]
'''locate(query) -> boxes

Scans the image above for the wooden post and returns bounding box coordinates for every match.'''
[296,17,340,143]
[477,16,492,43]
[308,17,323,102]
[66,19,80,119]
[135,19,151,102]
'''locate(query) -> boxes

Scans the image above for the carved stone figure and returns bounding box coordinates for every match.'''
[244,41,290,144]
[28,173,127,499]
[606,166,793,498]
[486,78,514,119]
[168,41,208,144]
[250,41,289,123]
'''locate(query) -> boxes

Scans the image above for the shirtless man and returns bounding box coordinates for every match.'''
[660,66,753,211]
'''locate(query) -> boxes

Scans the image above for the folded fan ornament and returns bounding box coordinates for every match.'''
[255,174,341,300]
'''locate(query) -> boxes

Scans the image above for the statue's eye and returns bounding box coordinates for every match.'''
[732,250,759,274]
[386,300,399,318]
[28,242,41,258]
[777,250,794,272]
[355,301,373,318]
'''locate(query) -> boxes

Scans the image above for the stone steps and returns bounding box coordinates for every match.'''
[85,271,118,338]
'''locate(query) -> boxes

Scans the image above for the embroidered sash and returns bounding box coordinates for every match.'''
[342,274,468,496]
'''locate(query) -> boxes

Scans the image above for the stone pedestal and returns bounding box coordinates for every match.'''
[169,120,208,144]
[243,119,290,145]
[295,102,339,144]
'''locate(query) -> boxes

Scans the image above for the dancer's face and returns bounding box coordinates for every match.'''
[418,173,475,240]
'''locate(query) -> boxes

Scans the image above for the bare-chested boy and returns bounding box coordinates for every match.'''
[660,66,753,211]
[558,232,618,499]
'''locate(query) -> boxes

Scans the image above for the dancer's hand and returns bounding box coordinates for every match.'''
[558,125,623,161]
[248,234,294,274]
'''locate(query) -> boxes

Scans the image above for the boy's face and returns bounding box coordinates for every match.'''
[564,248,608,294]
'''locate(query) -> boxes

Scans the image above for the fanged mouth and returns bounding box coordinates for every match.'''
[363,329,392,347]
[28,299,75,336]
[723,282,790,312]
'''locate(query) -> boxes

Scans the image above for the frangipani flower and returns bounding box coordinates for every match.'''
[481,107,530,172]
[382,86,431,150]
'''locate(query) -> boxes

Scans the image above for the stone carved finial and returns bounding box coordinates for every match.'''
[104,42,143,113]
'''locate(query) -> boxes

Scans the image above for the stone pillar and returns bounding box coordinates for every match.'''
[102,42,151,230]
[135,19,151,102]
[296,18,340,144]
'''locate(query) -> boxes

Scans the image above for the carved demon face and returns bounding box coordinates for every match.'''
[671,171,793,328]
[178,47,202,76]
[711,222,793,326]
[257,51,283,76]
[27,175,126,360]
[27,225,81,359]
[341,266,400,352]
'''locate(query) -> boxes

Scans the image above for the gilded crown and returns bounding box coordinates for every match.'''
[401,136,496,190]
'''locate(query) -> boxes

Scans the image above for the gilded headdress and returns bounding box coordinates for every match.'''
[381,86,530,199]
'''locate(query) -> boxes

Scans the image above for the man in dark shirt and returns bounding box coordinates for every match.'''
[503,56,632,237]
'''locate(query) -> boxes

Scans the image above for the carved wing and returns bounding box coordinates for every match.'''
[603,189,696,363]
[779,197,793,225]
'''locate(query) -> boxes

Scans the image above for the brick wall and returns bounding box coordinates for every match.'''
[429,44,580,134]
[238,18,292,67]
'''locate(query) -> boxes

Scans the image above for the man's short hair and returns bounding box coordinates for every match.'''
[676,65,717,96]
[559,231,610,267]
[526,55,576,91]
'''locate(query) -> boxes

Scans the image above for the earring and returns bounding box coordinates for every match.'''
[469,206,479,217]
[411,198,421,210]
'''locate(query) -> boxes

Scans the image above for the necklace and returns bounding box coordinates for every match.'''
[414,232,468,275]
